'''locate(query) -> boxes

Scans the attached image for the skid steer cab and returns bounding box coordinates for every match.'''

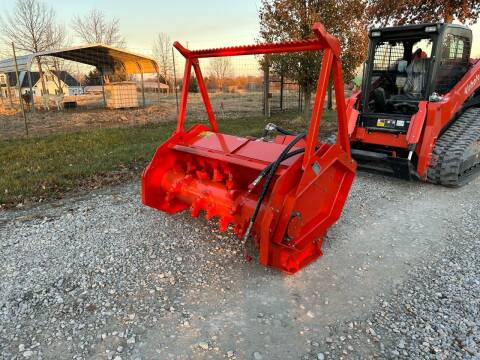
[141,23,357,274]
[347,23,480,186]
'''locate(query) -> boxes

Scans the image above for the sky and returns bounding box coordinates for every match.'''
[0,0,263,54]
[1,0,480,58]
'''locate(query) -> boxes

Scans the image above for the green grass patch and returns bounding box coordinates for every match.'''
[0,110,337,208]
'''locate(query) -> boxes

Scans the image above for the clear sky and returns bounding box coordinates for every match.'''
[1,0,480,57]
[0,0,263,54]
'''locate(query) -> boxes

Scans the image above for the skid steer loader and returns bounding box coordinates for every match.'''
[344,23,480,187]
[142,23,356,273]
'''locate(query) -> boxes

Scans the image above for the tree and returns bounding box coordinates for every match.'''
[188,76,199,93]
[84,69,102,86]
[152,33,173,92]
[209,58,232,91]
[178,75,199,93]
[72,9,125,47]
[259,0,368,121]
[0,0,66,94]
[367,0,480,25]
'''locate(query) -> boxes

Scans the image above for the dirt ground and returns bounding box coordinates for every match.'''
[1,173,478,359]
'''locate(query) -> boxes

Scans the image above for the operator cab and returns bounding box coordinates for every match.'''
[360,23,472,133]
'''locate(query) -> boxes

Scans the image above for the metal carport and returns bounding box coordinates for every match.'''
[0,44,161,111]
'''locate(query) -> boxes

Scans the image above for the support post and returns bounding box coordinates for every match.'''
[332,58,350,153]
[192,60,218,132]
[12,42,28,136]
[27,70,35,112]
[176,59,193,133]
[302,48,334,170]
[139,65,146,107]
[100,68,107,108]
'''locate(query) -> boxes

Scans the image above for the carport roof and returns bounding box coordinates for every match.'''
[0,44,159,75]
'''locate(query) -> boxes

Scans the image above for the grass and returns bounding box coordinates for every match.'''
[0,110,337,208]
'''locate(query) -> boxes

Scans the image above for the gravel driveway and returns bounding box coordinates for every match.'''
[0,173,479,360]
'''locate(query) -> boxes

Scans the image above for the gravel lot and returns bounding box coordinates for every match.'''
[0,173,479,360]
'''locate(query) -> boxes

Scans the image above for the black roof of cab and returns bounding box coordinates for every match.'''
[369,23,472,41]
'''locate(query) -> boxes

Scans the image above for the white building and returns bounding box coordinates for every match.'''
[0,70,83,97]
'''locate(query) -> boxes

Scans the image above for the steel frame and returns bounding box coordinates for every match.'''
[172,23,351,164]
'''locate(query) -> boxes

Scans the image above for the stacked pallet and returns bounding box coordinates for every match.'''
[105,82,139,109]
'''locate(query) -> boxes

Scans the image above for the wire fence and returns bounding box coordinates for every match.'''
[0,45,306,139]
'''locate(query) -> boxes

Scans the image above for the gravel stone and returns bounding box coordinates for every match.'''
[0,175,478,359]
[253,351,263,360]
[22,350,34,358]
[198,342,209,350]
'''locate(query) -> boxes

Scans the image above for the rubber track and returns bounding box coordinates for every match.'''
[427,108,480,187]
[427,111,475,183]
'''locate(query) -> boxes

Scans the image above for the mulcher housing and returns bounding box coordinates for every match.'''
[142,24,356,273]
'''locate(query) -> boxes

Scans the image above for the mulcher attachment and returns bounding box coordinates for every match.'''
[142,23,356,273]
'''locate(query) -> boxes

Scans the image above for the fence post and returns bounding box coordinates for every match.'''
[12,43,28,136]
[5,74,13,107]
[100,69,107,108]
[154,61,162,103]
[156,73,162,101]
[263,56,270,118]
[280,73,284,111]
[27,70,35,112]
[298,86,302,113]
[172,47,179,115]
[140,70,146,108]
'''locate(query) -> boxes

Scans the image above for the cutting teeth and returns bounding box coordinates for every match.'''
[205,204,216,220]
[189,199,203,218]
[218,216,233,232]
[213,167,224,182]
[233,223,245,238]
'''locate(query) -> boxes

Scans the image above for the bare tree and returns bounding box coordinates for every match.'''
[72,9,125,47]
[0,0,66,94]
[209,58,232,92]
[152,33,173,92]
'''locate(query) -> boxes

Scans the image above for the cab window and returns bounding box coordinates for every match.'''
[434,34,470,94]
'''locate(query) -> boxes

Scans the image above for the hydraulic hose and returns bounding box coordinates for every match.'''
[274,125,297,136]
[262,123,298,137]
[248,147,305,192]
[242,132,306,252]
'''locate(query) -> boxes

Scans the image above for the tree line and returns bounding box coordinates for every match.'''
[259,0,480,119]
